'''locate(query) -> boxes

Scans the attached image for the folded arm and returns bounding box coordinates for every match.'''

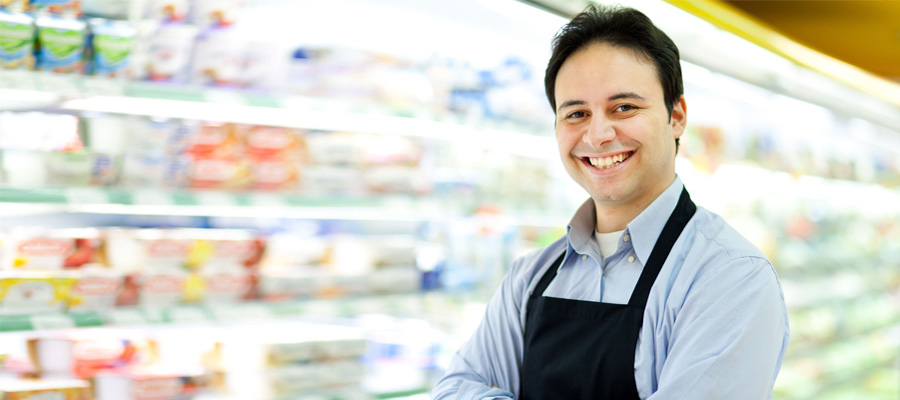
[648,257,790,400]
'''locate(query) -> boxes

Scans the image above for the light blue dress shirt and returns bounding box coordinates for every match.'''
[432,176,790,399]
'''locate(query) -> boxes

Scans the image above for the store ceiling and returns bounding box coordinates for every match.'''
[721,0,900,83]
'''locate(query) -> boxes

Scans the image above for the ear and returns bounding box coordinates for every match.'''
[670,96,687,139]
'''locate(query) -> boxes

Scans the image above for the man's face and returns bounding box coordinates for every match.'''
[554,42,686,214]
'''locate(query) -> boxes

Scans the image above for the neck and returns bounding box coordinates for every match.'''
[593,175,675,233]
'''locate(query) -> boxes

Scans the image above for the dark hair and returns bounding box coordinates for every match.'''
[544,4,683,119]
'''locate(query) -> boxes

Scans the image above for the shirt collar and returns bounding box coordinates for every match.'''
[566,199,600,262]
[565,175,684,267]
[627,175,684,266]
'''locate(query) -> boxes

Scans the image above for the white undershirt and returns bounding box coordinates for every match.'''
[595,229,625,259]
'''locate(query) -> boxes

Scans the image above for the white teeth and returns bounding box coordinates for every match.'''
[588,153,629,169]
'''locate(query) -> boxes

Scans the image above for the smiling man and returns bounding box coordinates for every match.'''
[432,5,789,400]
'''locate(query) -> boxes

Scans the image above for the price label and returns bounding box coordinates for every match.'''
[31,314,75,330]
[83,77,125,96]
[37,72,79,95]
[206,90,244,106]
[249,194,288,208]
[108,310,147,326]
[65,188,109,204]
[240,304,273,320]
[304,300,340,317]
[209,306,241,322]
[142,308,165,324]
[131,189,174,205]
[195,192,237,207]
[169,307,209,324]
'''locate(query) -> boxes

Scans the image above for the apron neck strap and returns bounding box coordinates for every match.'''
[628,187,696,308]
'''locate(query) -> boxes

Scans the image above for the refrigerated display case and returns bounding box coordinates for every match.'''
[1,0,898,399]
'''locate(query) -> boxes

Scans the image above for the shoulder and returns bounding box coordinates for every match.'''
[507,236,568,294]
[676,207,779,289]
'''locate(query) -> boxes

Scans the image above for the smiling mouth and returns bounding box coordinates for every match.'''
[584,151,633,169]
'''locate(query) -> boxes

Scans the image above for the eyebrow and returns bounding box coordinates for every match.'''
[556,92,647,113]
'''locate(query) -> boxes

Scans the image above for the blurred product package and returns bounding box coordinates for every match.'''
[0,10,35,70]
[34,15,86,74]
[86,18,135,78]
[29,0,81,17]
[0,377,92,399]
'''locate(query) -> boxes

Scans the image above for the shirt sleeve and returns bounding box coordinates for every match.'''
[431,256,530,400]
[647,256,790,400]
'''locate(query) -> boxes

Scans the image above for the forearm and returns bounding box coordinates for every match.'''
[432,372,515,400]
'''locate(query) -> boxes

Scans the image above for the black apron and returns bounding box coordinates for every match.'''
[521,188,696,400]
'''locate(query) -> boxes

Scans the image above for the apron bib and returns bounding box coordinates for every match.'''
[521,188,696,399]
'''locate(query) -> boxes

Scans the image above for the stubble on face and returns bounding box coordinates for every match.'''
[554,42,686,231]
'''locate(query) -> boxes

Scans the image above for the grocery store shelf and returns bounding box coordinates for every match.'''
[0,186,456,222]
[0,70,556,160]
[0,293,429,333]
[0,186,573,226]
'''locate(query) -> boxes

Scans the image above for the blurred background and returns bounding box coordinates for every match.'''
[0,0,897,399]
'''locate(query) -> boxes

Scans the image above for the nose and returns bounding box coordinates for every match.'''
[583,115,615,147]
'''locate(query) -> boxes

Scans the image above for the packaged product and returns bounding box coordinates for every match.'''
[34,15,86,74]
[286,47,321,94]
[211,323,367,398]
[92,367,207,400]
[138,264,188,307]
[130,118,193,156]
[87,18,135,78]
[104,230,194,307]
[363,165,431,195]
[44,151,114,187]
[1,235,74,270]
[118,118,192,188]
[0,378,92,400]
[146,0,189,23]
[145,23,196,82]
[0,10,35,70]
[359,134,423,165]
[28,0,81,17]
[190,26,241,87]
[0,0,28,11]
[0,228,103,270]
[303,131,361,166]
[371,266,420,294]
[140,236,194,306]
[238,41,289,89]
[0,112,81,151]
[240,125,304,191]
[241,125,302,160]
[0,272,75,315]
[186,122,240,157]
[191,0,240,27]
[0,150,48,186]
[187,155,248,190]
[257,268,320,301]
[81,0,129,19]
[67,265,123,311]
[27,334,143,378]
[119,151,189,188]
[209,237,263,300]
[298,166,364,196]
[248,158,300,191]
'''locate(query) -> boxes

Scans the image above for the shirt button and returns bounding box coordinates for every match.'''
[623,234,630,242]
[582,255,587,261]
[628,256,635,263]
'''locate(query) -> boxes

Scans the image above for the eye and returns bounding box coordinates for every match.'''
[616,104,637,112]
[566,110,587,119]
